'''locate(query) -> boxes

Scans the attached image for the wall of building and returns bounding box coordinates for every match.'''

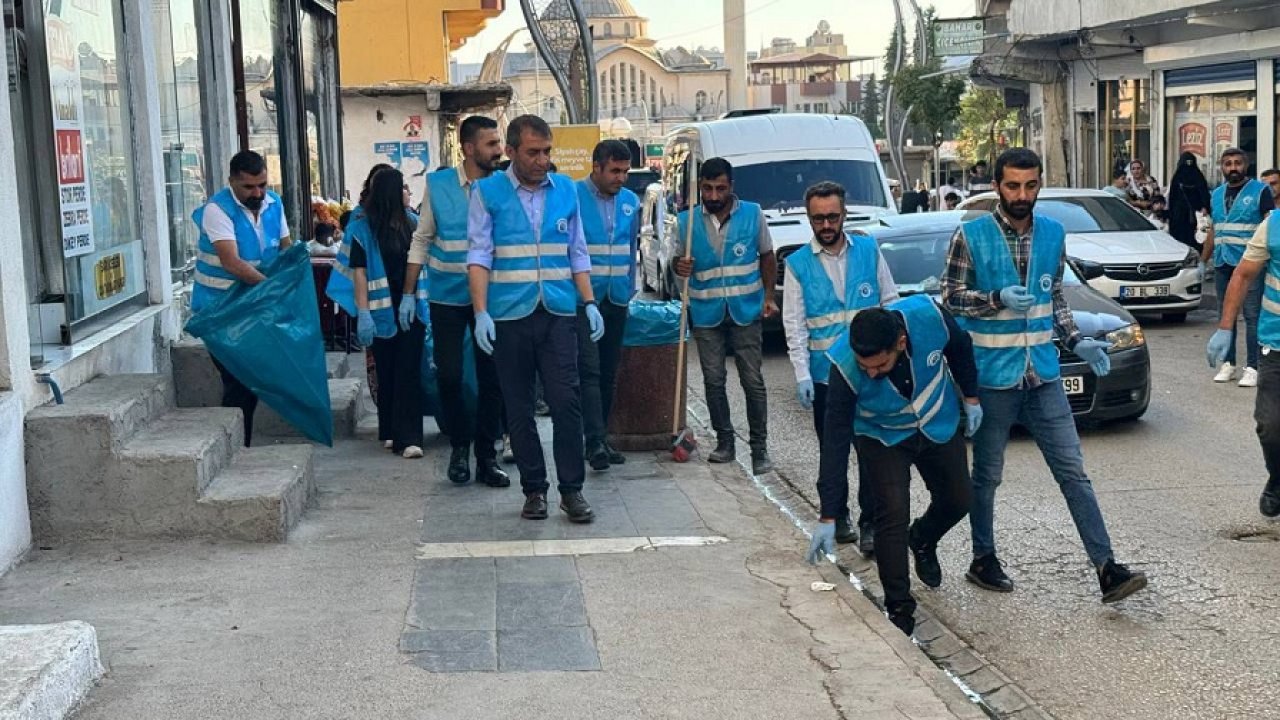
[341,94,444,204]
[1010,0,1219,38]
[338,0,500,87]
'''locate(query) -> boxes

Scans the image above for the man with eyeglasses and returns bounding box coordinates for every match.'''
[783,181,899,555]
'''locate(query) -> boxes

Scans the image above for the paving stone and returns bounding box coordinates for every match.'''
[399,629,494,655]
[939,650,984,677]
[496,582,588,628]
[409,650,497,673]
[497,626,601,672]
[495,556,578,585]
[956,665,1006,695]
[984,685,1031,715]
[407,559,496,631]
[421,511,496,543]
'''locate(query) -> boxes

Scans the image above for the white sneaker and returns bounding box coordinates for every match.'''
[402,446,424,459]
[1214,362,1236,383]
[501,435,515,464]
[1240,367,1259,388]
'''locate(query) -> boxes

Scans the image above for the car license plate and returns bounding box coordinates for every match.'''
[1120,285,1170,298]
[1063,376,1084,395]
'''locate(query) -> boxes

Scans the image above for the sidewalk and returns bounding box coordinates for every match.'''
[0,418,982,719]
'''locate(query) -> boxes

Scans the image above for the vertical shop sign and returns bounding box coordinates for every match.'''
[1213,119,1238,162]
[46,15,95,258]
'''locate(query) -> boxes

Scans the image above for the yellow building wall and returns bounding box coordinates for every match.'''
[339,0,502,86]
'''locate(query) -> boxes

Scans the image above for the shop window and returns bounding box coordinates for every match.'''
[1168,89,1258,185]
[239,0,282,195]
[1094,79,1151,189]
[302,9,340,199]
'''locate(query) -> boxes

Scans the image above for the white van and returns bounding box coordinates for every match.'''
[636,113,896,304]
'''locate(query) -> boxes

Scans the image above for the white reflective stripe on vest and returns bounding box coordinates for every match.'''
[368,277,390,291]
[808,334,841,352]
[491,267,574,283]
[369,297,393,311]
[1218,235,1251,246]
[861,369,949,429]
[1267,274,1280,292]
[992,302,1052,321]
[434,239,470,252]
[1216,222,1259,234]
[333,263,353,280]
[1264,296,1280,316]
[807,308,860,330]
[427,256,467,274]
[494,243,569,258]
[194,270,235,290]
[599,266,630,277]
[687,279,763,301]
[587,244,633,256]
[968,329,1054,348]
[198,251,260,270]
[693,263,758,282]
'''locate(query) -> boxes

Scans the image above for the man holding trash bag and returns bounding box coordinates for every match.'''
[191,150,292,446]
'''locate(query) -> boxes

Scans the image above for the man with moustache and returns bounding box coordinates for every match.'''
[403,116,510,488]
[783,181,899,555]
[942,148,1148,604]
[1202,148,1274,387]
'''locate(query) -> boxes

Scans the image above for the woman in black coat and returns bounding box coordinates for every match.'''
[1166,152,1210,251]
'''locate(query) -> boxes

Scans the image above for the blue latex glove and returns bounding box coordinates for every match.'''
[357,310,375,347]
[1074,337,1113,377]
[397,295,416,332]
[998,285,1035,312]
[806,521,836,564]
[586,303,605,342]
[474,311,496,355]
[797,379,814,410]
[963,401,983,438]
[1207,328,1232,368]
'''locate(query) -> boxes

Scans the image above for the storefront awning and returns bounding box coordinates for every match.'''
[339,82,513,113]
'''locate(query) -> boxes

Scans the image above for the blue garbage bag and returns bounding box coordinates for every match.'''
[185,243,334,446]
[623,299,687,347]
[420,324,478,436]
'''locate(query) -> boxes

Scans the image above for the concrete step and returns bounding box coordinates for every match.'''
[326,351,354,380]
[173,339,357,409]
[0,622,103,720]
[25,374,173,467]
[197,444,315,542]
[255,377,363,443]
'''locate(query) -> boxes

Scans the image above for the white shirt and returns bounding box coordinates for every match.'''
[201,191,289,253]
[782,237,900,384]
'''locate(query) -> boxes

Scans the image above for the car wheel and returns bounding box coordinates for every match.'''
[1163,312,1187,323]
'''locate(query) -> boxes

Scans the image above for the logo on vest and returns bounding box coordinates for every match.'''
[1243,195,1256,207]
[733,242,747,258]
[622,204,634,216]
[858,282,873,299]
[1038,273,1053,293]
[927,350,943,367]
[556,218,569,234]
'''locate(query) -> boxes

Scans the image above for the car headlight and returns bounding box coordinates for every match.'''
[1182,248,1199,268]
[1105,324,1146,352]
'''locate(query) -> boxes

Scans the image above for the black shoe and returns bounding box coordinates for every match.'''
[521,493,548,520]
[447,446,471,485]
[966,553,1014,593]
[1098,560,1148,604]
[559,492,595,524]
[751,449,775,475]
[708,437,735,464]
[586,442,611,472]
[908,522,942,589]
[534,399,550,416]
[477,459,510,488]
[1261,486,1280,517]
[834,516,858,545]
[605,442,626,465]
[888,610,916,637]
[857,523,875,558]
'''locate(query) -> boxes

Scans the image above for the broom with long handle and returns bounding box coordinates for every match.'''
[670,160,698,462]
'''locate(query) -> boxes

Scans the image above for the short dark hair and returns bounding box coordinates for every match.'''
[1262,168,1280,178]
[699,157,733,183]
[592,139,631,166]
[1112,168,1128,180]
[994,148,1042,184]
[805,181,846,206]
[972,160,988,170]
[229,150,266,177]
[460,115,498,145]
[848,308,905,357]
[945,192,961,203]
[506,114,552,149]
[1220,146,1246,161]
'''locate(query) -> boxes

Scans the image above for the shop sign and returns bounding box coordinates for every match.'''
[45,16,95,258]
[1177,121,1207,158]
[549,124,601,179]
[1214,119,1238,160]
[93,252,126,300]
[934,18,984,56]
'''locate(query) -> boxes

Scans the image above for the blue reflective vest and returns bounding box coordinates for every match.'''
[425,167,473,306]
[786,234,882,384]
[1212,179,1267,268]
[326,207,429,326]
[955,214,1063,389]
[191,188,285,312]
[1259,217,1280,349]
[477,172,580,320]
[826,294,960,447]
[578,180,639,306]
[678,201,764,328]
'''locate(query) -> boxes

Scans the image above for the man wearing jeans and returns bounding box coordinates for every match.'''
[1209,205,1280,517]
[942,147,1147,604]
[672,158,778,475]
[1202,147,1273,387]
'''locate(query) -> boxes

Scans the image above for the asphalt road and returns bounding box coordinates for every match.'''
[686,303,1280,720]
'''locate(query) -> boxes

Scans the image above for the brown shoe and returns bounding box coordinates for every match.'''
[521,493,548,520]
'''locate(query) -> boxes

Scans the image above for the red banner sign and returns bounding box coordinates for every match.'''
[1178,122,1207,158]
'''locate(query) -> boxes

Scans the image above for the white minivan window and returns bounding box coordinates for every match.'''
[732,158,888,211]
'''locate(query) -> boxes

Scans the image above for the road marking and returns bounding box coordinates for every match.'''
[413,535,729,560]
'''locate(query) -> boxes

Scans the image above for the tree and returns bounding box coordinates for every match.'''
[955,87,1019,169]
[860,74,882,139]
[892,58,965,141]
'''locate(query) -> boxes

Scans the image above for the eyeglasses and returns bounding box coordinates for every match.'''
[808,213,843,226]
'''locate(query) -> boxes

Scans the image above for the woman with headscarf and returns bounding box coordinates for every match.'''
[1167,152,1210,251]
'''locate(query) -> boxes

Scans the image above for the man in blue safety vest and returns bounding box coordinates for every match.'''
[1208,189,1280,517]
[467,114,604,524]
[577,139,641,472]
[191,150,291,447]
[672,157,778,475]
[1202,147,1274,387]
[806,297,979,636]
[783,180,900,556]
[942,147,1148,605]
[402,116,510,488]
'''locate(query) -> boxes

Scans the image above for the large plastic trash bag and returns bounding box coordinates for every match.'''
[421,324,478,436]
[185,243,334,446]
[623,299,688,347]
